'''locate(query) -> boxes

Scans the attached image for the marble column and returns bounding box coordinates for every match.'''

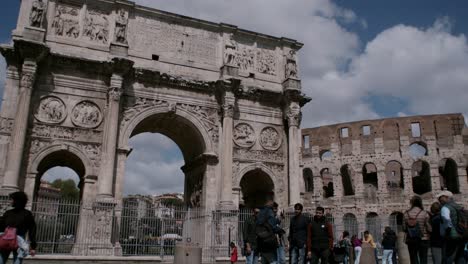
[218,91,235,208]
[285,101,301,205]
[2,59,37,191]
[97,73,124,199]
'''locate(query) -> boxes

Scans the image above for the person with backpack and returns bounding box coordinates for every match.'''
[256,198,281,264]
[306,206,334,264]
[288,203,309,264]
[338,231,352,264]
[403,195,432,264]
[0,191,36,264]
[243,207,260,264]
[437,190,466,264]
[382,226,397,264]
[272,203,286,264]
[429,202,443,264]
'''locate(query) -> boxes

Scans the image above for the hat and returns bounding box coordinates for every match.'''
[436,190,453,199]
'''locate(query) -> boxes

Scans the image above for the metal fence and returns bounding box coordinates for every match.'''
[0,199,400,261]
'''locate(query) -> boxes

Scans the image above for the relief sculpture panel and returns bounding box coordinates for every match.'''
[233,123,255,148]
[83,9,109,44]
[52,4,80,38]
[257,49,277,75]
[260,127,282,150]
[71,101,103,128]
[34,96,67,124]
[129,16,219,66]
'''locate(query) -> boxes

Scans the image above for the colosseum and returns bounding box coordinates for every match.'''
[300,113,468,238]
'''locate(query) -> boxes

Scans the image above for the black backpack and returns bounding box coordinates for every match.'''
[255,216,278,250]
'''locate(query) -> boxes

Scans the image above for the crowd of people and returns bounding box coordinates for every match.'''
[236,191,466,264]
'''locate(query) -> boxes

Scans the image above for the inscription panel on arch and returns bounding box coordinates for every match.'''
[128,15,220,66]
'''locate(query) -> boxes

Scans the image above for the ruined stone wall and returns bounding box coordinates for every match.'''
[301,113,468,232]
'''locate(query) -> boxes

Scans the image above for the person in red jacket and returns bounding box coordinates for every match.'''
[306,206,334,264]
[230,241,238,264]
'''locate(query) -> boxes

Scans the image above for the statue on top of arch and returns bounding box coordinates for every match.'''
[30,0,46,28]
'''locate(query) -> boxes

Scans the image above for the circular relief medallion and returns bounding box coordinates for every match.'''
[71,101,102,128]
[34,96,67,124]
[233,123,256,148]
[260,127,282,150]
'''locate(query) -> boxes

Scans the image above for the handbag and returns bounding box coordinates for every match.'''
[0,227,19,251]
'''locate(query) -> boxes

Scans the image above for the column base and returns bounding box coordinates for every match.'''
[0,186,19,196]
[217,200,237,211]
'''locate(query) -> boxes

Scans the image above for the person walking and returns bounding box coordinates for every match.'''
[256,198,281,264]
[363,231,378,264]
[340,231,352,264]
[272,203,286,264]
[403,195,432,264]
[243,208,260,264]
[382,226,397,264]
[306,206,334,264]
[351,235,362,264]
[288,203,308,264]
[437,191,465,264]
[0,191,37,264]
[429,202,443,264]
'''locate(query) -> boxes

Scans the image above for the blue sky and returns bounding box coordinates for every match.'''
[1,0,467,195]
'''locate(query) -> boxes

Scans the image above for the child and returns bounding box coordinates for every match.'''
[230,241,238,264]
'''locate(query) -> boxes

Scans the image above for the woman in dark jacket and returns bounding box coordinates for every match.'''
[429,202,442,264]
[0,191,36,263]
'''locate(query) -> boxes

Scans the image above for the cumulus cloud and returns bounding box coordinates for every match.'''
[303,17,468,126]
[123,133,184,196]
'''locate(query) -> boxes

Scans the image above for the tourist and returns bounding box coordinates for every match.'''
[288,203,308,264]
[437,191,465,263]
[363,231,378,264]
[230,241,238,264]
[256,197,281,264]
[351,235,362,264]
[243,207,260,264]
[429,202,443,264]
[0,191,36,264]
[381,226,397,264]
[306,206,334,264]
[403,195,432,264]
[339,231,352,264]
[272,203,286,264]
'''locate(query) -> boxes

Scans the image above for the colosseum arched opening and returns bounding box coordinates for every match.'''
[412,160,432,195]
[321,168,334,198]
[385,161,404,196]
[362,163,378,200]
[340,165,355,196]
[303,168,314,193]
[438,158,460,193]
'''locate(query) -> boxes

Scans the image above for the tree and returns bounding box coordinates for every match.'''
[51,179,80,200]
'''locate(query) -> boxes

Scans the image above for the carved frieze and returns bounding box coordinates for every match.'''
[233,123,255,148]
[29,139,49,155]
[77,142,101,167]
[121,97,167,125]
[0,118,14,134]
[71,101,103,128]
[178,103,219,142]
[31,124,102,142]
[260,127,282,150]
[235,47,255,72]
[29,0,46,28]
[92,206,113,240]
[52,4,80,38]
[234,148,283,163]
[83,9,109,44]
[34,96,67,124]
[114,9,128,44]
[257,49,276,75]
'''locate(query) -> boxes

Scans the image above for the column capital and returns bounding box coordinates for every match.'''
[284,102,301,127]
[108,74,124,101]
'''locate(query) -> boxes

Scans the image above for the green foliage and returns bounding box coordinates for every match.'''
[51,179,80,200]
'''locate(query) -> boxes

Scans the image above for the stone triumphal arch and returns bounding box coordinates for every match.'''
[0,0,309,255]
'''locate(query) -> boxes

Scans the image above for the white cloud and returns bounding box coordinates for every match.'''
[302,18,468,127]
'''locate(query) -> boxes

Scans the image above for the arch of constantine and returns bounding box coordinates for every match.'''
[1,0,467,262]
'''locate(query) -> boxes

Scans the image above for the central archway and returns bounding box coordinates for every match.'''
[119,107,214,208]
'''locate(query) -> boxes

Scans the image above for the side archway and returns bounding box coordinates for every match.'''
[239,166,275,209]
[438,158,460,193]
